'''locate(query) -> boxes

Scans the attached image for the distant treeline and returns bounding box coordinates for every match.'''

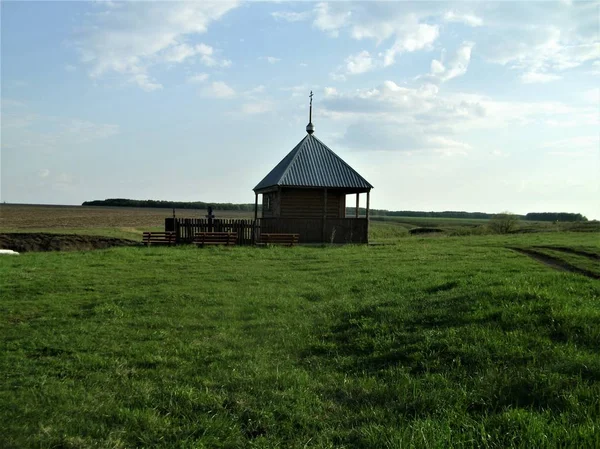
[83,199,588,222]
[82,198,256,211]
[524,212,587,222]
[349,208,496,219]
[349,208,588,222]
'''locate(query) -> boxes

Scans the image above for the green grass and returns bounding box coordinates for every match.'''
[1,234,600,448]
[371,215,489,228]
[370,215,600,235]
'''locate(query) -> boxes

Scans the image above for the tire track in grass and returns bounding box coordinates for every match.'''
[532,246,600,261]
[508,247,600,280]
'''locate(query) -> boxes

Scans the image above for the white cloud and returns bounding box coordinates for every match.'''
[241,101,273,114]
[443,11,483,27]
[581,87,599,104]
[280,85,316,98]
[1,108,119,154]
[271,11,311,22]
[382,24,439,67]
[38,169,50,178]
[430,59,445,75]
[482,2,600,81]
[308,3,443,76]
[313,2,351,37]
[245,85,266,96]
[187,73,209,83]
[319,79,597,156]
[64,64,77,72]
[541,136,599,154]
[75,2,238,90]
[429,42,474,82]
[324,87,337,97]
[130,74,163,92]
[329,72,347,82]
[345,50,374,75]
[163,43,201,63]
[331,21,439,78]
[203,81,235,98]
[68,120,118,141]
[309,2,598,83]
[260,56,281,64]
[338,121,471,155]
[520,72,562,84]
[198,45,232,68]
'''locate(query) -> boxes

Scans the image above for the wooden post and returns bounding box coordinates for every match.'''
[253,193,258,244]
[322,188,328,242]
[254,192,258,220]
[365,190,370,244]
[355,193,359,218]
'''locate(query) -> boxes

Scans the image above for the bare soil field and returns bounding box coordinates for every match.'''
[0,233,140,253]
[0,204,250,230]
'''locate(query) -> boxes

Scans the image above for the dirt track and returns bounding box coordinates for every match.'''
[0,233,140,253]
[510,247,600,280]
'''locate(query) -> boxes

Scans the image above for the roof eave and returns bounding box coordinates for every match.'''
[254,184,372,193]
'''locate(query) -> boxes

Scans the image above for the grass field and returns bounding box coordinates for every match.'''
[2,216,600,448]
[3,204,598,244]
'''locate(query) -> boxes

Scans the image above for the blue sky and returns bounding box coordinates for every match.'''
[1,1,599,218]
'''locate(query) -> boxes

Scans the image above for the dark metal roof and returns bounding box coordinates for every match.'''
[254,134,373,192]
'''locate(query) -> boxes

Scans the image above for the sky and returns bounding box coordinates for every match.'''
[1,1,599,218]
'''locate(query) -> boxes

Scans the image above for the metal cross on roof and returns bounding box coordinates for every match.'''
[307,90,315,134]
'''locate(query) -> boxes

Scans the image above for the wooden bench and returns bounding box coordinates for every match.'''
[142,231,176,246]
[259,233,299,246]
[194,232,237,247]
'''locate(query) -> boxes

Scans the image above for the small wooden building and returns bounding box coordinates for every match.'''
[253,98,373,243]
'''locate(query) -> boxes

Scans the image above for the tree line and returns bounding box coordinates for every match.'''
[349,209,496,219]
[82,198,256,211]
[524,212,587,222]
[349,208,587,222]
[82,199,588,222]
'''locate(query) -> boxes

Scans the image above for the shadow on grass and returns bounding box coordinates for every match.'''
[302,291,600,424]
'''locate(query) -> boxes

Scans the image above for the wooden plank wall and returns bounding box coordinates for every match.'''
[261,218,368,243]
[325,218,368,244]
[280,189,344,218]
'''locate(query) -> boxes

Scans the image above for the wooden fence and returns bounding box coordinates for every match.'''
[165,218,256,245]
[165,217,369,245]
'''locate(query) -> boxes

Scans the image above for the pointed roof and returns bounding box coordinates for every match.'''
[254,134,373,192]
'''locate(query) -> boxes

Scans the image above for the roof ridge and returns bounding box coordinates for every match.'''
[310,134,373,188]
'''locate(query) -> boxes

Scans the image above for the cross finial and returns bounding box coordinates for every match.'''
[306,90,315,134]
[309,91,314,122]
